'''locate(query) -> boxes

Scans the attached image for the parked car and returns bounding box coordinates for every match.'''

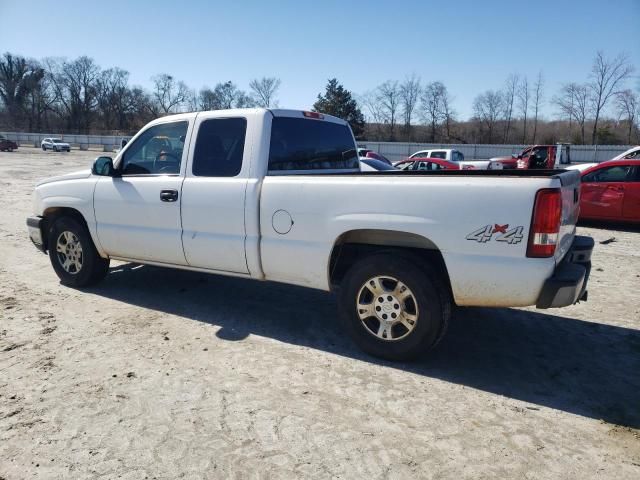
[41,138,71,152]
[359,158,398,171]
[395,157,462,171]
[0,134,18,152]
[489,144,572,170]
[358,148,393,165]
[610,145,640,160]
[27,108,593,360]
[579,159,640,223]
[566,163,598,172]
[407,149,489,169]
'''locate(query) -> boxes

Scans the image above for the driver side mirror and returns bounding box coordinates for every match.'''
[92,156,118,177]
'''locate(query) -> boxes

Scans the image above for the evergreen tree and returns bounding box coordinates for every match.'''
[313,78,365,137]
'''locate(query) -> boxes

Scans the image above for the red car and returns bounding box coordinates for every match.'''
[357,148,393,165]
[395,157,462,171]
[0,135,18,152]
[580,159,640,223]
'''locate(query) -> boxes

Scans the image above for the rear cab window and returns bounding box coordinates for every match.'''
[268,116,358,173]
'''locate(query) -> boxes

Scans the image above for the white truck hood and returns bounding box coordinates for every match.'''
[36,169,92,186]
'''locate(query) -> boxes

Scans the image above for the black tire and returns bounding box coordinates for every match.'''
[47,216,110,287]
[54,146,59,152]
[338,253,451,361]
[42,145,46,151]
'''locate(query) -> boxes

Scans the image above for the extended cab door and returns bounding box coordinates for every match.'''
[93,119,192,264]
[180,113,250,273]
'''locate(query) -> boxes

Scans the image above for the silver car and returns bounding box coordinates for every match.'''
[41,138,71,152]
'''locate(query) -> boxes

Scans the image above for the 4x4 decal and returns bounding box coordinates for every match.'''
[466,224,524,244]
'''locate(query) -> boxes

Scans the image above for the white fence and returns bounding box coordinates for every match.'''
[0,131,132,152]
[1,131,633,161]
[358,141,633,163]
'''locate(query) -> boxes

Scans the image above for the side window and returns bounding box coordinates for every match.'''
[416,161,429,171]
[431,151,447,159]
[192,118,246,177]
[121,121,188,175]
[583,165,633,183]
[453,151,464,162]
[533,147,548,160]
[398,161,414,170]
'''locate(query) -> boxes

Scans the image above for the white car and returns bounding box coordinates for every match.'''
[359,158,398,171]
[27,108,593,360]
[406,148,491,169]
[611,146,640,160]
[565,163,598,172]
[41,138,71,152]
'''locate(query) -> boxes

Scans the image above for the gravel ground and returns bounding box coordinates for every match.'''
[0,147,639,480]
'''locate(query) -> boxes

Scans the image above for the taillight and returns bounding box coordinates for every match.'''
[527,188,562,258]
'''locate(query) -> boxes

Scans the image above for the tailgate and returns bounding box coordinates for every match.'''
[554,169,581,263]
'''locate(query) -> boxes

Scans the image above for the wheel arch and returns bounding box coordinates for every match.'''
[328,229,452,297]
[40,207,91,252]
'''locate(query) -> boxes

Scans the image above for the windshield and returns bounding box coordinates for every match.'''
[52,138,64,143]
[361,159,397,171]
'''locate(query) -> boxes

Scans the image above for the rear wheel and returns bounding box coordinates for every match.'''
[47,217,110,287]
[338,253,451,361]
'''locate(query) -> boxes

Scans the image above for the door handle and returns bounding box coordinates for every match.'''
[160,189,179,202]
[606,185,623,192]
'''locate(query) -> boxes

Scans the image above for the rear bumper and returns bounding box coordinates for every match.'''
[536,235,594,308]
[26,216,47,253]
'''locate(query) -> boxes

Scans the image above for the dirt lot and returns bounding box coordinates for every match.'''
[0,147,638,479]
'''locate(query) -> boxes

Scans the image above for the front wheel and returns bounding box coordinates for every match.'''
[338,253,451,361]
[47,217,110,287]
[42,145,46,151]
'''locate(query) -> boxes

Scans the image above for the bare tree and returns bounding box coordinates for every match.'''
[399,74,420,138]
[589,51,634,144]
[198,87,217,110]
[45,56,101,132]
[473,90,504,143]
[532,71,544,144]
[420,81,447,142]
[359,90,386,140]
[554,83,589,143]
[377,80,400,140]
[96,67,131,130]
[440,88,456,141]
[517,76,530,143]
[616,89,638,144]
[151,74,189,114]
[502,74,519,143]
[199,81,253,110]
[0,53,31,127]
[249,77,280,107]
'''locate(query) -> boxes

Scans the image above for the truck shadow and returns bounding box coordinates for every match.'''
[88,263,640,429]
[579,220,640,233]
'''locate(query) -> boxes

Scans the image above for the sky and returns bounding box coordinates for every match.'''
[1,0,638,119]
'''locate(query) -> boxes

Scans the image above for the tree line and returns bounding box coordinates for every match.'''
[0,53,281,135]
[0,50,637,145]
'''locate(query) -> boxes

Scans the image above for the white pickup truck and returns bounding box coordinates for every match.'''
[27,108,594,360]
[407,148,491,169]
